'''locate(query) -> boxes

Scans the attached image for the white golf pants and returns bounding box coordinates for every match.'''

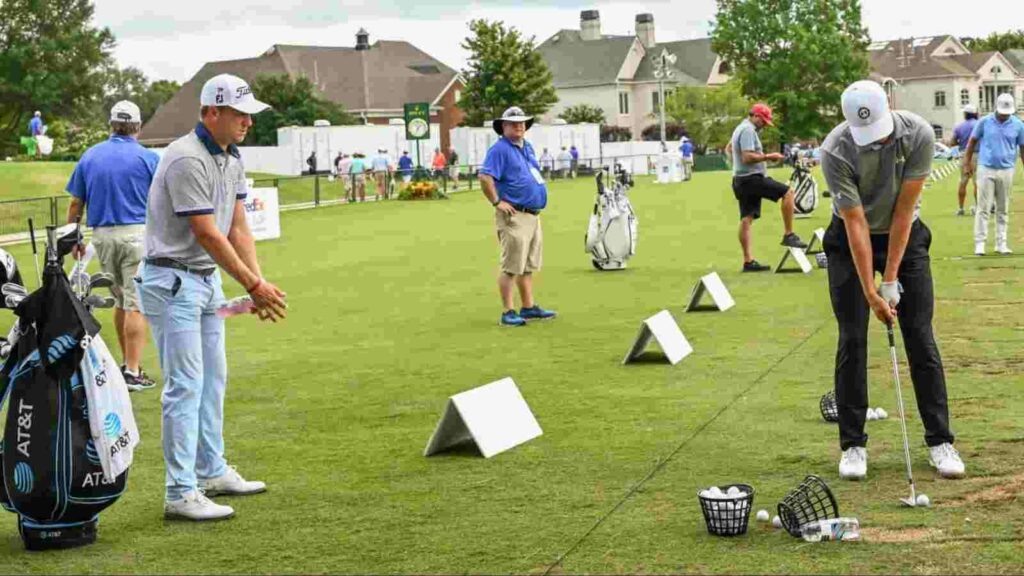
[974,166,1014,247]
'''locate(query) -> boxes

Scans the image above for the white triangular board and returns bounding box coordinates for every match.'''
[423,377,542,458]
[805,227,826,254]
[775,246,813,274]
[686,272,735,312]
[623,310,693,365]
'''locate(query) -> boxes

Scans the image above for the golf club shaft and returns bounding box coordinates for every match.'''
[887,322,917,501]
[28,218,41,288]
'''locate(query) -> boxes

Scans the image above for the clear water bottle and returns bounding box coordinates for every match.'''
[800,517,860,542]
[216,296,255,318]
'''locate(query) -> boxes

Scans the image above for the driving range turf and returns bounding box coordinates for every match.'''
[1,164,1023,573]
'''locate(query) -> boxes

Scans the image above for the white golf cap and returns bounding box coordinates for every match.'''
[962,104,977,114]
[200,74,270,114]
[841,80,894,146]
[110,100,142,124]
[996,93,1016,115]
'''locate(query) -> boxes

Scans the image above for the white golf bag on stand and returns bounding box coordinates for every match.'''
[788,159,819,218]
[585,167,638,271]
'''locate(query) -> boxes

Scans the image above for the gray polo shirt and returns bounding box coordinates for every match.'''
[821,111,934,233]
[144,124,247,268]
[731,118,767,177]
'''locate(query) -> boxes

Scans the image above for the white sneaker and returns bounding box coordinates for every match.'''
[839,447,867,480]
[975,242,986,256]
[929,443,965,478]
[164,490,234,521]
[199,465,267,496]
[996,244,1013,255]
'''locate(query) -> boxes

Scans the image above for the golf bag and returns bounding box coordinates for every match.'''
[0,225,133,551]
[585,167,638,270]
[788,160,819,216]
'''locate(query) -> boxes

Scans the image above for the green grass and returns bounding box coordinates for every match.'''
[1,164,1023,573]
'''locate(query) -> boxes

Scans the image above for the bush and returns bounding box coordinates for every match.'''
[641,122,688,142]
[600,125,632,142]
[398,175,447,201]
[46,118,109,161]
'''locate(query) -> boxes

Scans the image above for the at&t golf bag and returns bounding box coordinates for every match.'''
[0,225,135,550]
[788,159,819,217]
[585,166,638,270]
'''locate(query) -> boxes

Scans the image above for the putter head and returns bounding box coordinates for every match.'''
[89,273,115,290]
[84,294,115,309]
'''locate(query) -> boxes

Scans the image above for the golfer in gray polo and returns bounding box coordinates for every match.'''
[820,80,963,482]
[138,73,288,521]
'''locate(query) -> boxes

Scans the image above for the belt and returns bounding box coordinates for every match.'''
[145,257,216,277]
[511,204,541,215]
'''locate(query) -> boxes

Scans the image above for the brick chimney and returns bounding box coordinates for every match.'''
[580,10,601,41]
[636,14,655,48]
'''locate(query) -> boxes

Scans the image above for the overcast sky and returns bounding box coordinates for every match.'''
[95,0,1023,83]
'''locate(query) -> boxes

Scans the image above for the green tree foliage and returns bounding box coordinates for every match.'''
[962,30,1024,53]
[460,19,559,127]
[711,0,870,144]
[0,0,114,153]
[244,74,355,146]
[560,103,605,124]
[103,66,180,124]
[600,125,632,142]
[665,81,752,151]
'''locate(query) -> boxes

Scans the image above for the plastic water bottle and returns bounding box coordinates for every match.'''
[800,518,860,542]
[216,296,255,318]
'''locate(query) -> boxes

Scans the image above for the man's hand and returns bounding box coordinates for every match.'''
[71,243,86,260]
[963,161,975,177]
[496,200,517,216]
[248,279,288,322]
[879,280,902,309]
[765,152,785,162]
[867,291,896,324]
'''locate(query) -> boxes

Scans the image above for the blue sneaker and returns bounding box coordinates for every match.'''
[500,310,527,327]
[520,305,557,321]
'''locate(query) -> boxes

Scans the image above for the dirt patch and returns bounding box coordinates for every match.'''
[939,471,1024,507]
[861,527,942,543]
[947,356,1024,375]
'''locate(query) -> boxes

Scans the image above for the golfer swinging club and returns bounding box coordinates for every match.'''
[820,80,964,481]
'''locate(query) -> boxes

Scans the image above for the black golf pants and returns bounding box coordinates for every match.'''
[822,217,954,451]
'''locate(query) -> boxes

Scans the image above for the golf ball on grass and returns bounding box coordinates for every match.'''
[866,408,878,421]
[772,515,782,528]
[916,494,931,507]
[756,509,770,522]
[876,408,888,419]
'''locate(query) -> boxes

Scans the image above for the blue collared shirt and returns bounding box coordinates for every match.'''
[398,156,414,173]
[65,135,160,227]
[28,117,43,136]
[971,114,1024,170]
[480,137,547,209]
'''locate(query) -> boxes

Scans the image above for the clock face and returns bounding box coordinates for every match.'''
[409,118,429,138]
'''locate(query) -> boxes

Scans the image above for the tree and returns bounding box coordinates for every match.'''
[102,66,180,124]
[0,0,114,153]
[459,19,559,127]
[560,103,605,124]
[641,122,688,142]
[665,81,752,151]
[244,74,355,146]
[962,30,1024,53]
[711,0,870,144]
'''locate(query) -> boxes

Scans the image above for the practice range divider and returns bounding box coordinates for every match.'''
[424,377,542,458]
[805,227,826,254]
[775,246,813,274]
[685,271,735,312]
[623,309,693,366]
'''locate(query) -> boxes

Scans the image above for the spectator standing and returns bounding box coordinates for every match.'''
[557,147,572,179]
[350,153,368,202]
[28,111,45,159]
[448,147,460,190]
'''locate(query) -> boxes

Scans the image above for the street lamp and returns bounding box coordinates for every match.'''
[652,48,677,144]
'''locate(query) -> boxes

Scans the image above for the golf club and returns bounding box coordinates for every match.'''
[2,282,26,298]
[88,272,115,292]
[83,294,115,309]
[5,294,25,309]
[27,218,40,288]
[887,320,918,508]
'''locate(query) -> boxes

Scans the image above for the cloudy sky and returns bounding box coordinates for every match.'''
[95,0,1021,82]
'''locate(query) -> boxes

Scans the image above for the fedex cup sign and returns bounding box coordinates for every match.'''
[244,186,281,241]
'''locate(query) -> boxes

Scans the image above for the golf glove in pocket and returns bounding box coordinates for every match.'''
[879,281,903,308]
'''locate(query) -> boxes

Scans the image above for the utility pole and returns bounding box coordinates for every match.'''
[652,48,677,144]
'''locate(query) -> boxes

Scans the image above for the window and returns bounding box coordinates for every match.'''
[934,91,946,108]
[453,89,461,103]
[718,60,732,74]
[618,92,630,115]
[933,125,944,140]
[960,89,970,106]
[652,91,660,111]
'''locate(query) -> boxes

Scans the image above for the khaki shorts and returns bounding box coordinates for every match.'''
[496,210,543,275]
[92,224,145,311]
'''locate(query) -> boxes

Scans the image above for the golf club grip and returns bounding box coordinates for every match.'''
[28,218,37,254]
[886,322,896,348]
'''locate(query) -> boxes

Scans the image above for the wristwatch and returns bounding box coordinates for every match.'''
[491,199,500,207]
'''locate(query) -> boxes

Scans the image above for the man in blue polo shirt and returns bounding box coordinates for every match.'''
[964,93,1024,255]
[951,105,979,216]
[66,100,160,391]
[479,106,557,327]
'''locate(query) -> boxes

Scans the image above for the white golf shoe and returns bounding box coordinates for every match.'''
[975,242,986,256]
[164,490,235,521]
[929,443,965,478]
[996,243,1013,255]
[199,465,267,496]
[839,447,868,480]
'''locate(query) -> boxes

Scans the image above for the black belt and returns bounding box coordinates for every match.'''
[511,204,541,215]
[145,257,216,277]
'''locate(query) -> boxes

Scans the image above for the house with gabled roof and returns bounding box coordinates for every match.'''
[536,10,730,139]
[142,29,465,151]
[868,35,1023,141]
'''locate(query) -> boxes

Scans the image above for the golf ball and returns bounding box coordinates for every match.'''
[772,515,782,528]
[916,494,931,507]
[726,486,742,497]
[876,408,888,419]
[699,489,710,499]
[708,486,724,498]
[866,408,877,421]
[756,509,770,522]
